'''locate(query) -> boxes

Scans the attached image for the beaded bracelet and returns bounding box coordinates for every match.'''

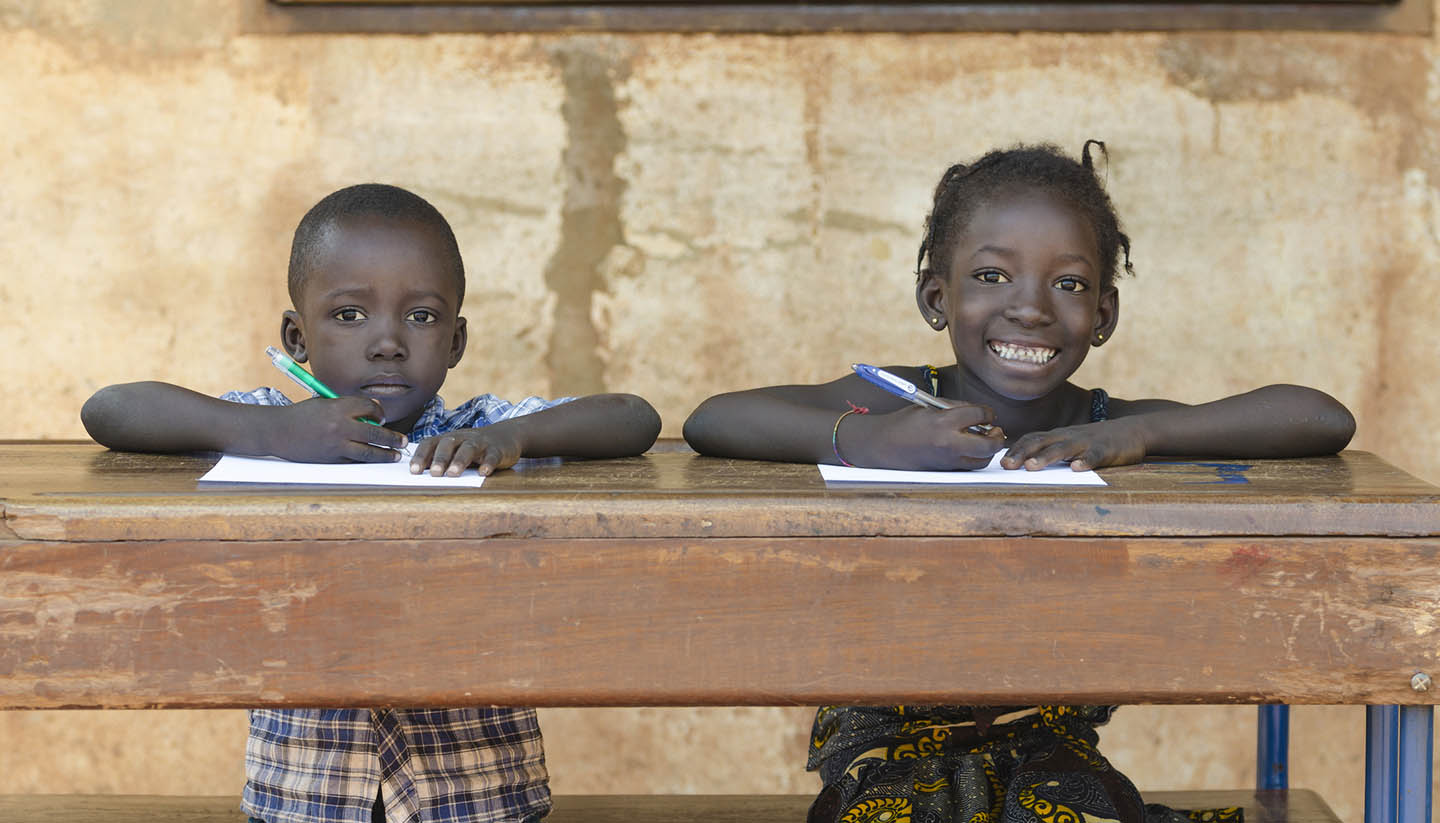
[831,402,869,467]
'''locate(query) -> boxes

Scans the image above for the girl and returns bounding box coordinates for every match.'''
[683,143,1354,823]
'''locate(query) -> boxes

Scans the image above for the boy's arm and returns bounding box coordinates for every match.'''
[81,381,406,461]
[683,377,1003,470]
[1003,384,1356,471]
[412,393,662,476]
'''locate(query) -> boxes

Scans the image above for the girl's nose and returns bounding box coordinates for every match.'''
[1003,279,1055,327]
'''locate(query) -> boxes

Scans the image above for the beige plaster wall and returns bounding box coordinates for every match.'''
[1,2,1438,821]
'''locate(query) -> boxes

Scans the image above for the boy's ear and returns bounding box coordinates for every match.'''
[1092,287,1120,346]
[915,270,948,331]
[447,316,468,368]
[281,310,309,363]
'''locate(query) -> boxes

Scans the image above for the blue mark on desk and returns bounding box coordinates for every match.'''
[1166,462,1253,484]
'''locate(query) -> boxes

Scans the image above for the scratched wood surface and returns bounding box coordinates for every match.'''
[3,534,1438,707]
[0,791,1341,823]
[2,442,1438,709]
[2,443,1438,542]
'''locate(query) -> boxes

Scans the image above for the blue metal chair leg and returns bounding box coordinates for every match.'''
[1396,705,1433,823]
[1256,705,1290,791]
[1365,705,1400,823]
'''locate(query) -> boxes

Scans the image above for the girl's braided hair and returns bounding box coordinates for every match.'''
[916,141,1134,290]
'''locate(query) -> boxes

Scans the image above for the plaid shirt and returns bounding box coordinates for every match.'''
[222,386,566,823]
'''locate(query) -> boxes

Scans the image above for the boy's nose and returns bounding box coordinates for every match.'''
[367,322,407,360]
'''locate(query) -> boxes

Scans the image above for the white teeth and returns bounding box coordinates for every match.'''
[988,342,1057,364]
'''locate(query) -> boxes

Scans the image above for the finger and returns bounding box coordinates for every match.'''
[476,444,498,477]
[358,398,387,426]
[343,440,407,463]
[482,446,523,476]
[1023,440,1083,471]
[1070,446,1104,472]
[1000,433,1049,469]
[357,423,406,453]
[429,436,461,475]
[446,441,482,477]
[337,397,404,447]
[939,404,996,431]
[410,438,437,473]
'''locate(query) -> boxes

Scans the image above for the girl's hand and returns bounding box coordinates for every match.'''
[1001,419,1147,472]
[411,426,525,477]
[847,404,1006,471]
[272,397,407,463]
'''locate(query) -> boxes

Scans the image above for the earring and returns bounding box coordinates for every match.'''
[931,317,942,327]
[1096,332,1106,341]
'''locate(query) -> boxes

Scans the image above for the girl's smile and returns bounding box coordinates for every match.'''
[987,340,1058,366]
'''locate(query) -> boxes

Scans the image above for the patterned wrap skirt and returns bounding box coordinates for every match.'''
[806,706,1242,823]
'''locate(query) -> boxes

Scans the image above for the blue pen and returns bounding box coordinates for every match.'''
[852,363,994,435]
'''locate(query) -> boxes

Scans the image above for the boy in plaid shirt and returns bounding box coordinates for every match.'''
[83,184,661,822]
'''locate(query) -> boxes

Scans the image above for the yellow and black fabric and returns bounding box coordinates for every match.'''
[806,705,1241,823]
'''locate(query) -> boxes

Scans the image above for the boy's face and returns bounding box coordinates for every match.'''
[282,216,467,434]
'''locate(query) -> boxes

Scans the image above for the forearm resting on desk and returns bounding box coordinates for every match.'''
[502,393,662,459]
[1124,384,1356,458]
[81,381,402,461]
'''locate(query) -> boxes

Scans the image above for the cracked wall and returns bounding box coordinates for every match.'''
[3,3,1440,821]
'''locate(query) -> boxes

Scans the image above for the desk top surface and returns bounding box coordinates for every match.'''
[2,442,1437,542]
[5,442,1439,707]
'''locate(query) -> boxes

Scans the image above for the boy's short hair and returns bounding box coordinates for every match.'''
[288,184,466,310]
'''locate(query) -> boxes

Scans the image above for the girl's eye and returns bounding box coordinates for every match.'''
[406,309,438,325]
[1055,277,1089,293]
[973,270,1010,284]
[334,308,366,322]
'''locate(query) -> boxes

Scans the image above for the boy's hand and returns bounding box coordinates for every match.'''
[850,404,1005,471]
[411,426,524,477]
[1001,419,1147,472]
[272,397,407,463]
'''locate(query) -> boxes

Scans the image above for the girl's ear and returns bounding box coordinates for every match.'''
[1092,287,1120,346]
[915,269,948,331]
[281,310,309,363]
[448,316,468,368]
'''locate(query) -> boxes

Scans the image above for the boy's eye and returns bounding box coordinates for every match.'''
[406,309,438,324]
[333,307,366,322]
[1054,277,1089,293]
[973,269,1010,284]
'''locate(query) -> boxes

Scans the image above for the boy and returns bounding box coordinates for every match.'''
[82,184,662,823]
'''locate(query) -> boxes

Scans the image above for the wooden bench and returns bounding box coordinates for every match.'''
[0,791,1342,823]
[1,444,1435,822]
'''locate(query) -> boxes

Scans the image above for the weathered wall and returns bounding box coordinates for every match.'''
[2,1,1438,821]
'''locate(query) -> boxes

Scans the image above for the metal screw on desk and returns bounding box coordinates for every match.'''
[1412,672,1432,692]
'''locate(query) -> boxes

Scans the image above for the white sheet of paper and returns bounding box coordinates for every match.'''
[818,450,1106,486]
[199,444,486,488]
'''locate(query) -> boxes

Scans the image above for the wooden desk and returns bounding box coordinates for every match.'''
[1,443,1435,819]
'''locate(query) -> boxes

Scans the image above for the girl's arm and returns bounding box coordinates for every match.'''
[684,376,1003,470]
[411,393,662,476]
[81,381,406,461]
[1003,384,1356,471]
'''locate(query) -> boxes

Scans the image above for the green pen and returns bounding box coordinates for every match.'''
[265,346,383,427]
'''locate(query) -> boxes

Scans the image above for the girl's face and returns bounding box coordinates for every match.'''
[916,188,1118,402]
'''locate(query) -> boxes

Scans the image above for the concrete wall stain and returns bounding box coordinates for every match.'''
[542,38,631,396]
[1156,34,1435,173]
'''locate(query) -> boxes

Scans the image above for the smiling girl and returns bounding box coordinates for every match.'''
[682,143,1354,823]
